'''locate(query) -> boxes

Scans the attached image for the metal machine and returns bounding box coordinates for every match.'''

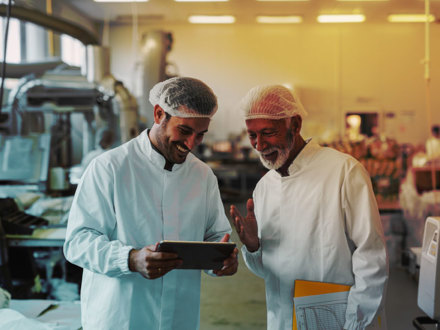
[414,216,440,329]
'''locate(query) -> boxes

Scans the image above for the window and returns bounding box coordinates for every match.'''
[0,17,21,63]
[61,34,85,67]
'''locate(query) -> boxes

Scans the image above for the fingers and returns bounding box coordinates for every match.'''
[230,205,244,235]
[214,248,239,276]
[229,205,242,220]
[220,233,230,242]
[144,260,183,279]
[246,198,255,216]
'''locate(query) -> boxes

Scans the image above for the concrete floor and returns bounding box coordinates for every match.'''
[200,202,430,330]
[200,202,267,330]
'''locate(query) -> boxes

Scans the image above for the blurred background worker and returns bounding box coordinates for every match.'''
[64,77,238,330]
[426,124,440,161]
[230,85,388,330]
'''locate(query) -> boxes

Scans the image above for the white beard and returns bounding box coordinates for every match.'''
[259,147,291,170]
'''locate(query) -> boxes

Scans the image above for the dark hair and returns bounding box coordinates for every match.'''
[99,130,115,149]
[432,125,440,136]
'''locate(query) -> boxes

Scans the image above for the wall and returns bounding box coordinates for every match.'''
[108,21,440,145]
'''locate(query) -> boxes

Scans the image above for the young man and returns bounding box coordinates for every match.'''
[231,85,388,330]
[64,77,238,330]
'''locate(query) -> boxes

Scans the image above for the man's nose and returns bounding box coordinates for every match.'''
[255,135,265,152]
[184,134,197,150]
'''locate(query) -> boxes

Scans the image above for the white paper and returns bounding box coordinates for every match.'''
[294,291,349,330]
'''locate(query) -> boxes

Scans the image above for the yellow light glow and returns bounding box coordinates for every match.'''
[337,0,387,2]
[256,0,308,2]
[256,16,303,24]
[94,0,147,2]
[188,15,236,24]
[175,0,228,2]
[387,14,436,23]
[317,14,366,23]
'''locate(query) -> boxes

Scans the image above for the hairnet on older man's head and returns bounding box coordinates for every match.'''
[240,85,308,120]
[149,77,218,118]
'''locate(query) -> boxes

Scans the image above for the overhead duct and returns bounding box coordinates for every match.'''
[84,45,110,84]
[0,4,99,45]
[139,31,173,126]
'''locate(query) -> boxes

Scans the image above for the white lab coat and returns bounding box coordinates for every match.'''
[242,140,388,330]
[64,129,231,330]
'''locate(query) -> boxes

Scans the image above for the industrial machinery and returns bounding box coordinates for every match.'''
[414,216,440,329]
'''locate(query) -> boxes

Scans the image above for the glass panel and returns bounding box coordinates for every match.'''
[61,34,85,67]
[0,17,21,63]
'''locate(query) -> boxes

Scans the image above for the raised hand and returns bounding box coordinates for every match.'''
[230,199,260,252]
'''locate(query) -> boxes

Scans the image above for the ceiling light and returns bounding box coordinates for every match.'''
[94,0,148,2]
[317,14,366,23]
[256,16,303,24]
[337,0,387,2]
[188,15,236,24]
[175,0,228,2]
[387,14,435,23]
[256,0,309,2]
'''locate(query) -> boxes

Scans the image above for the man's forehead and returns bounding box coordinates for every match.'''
[245,118,285,130]
[171,116,211,131]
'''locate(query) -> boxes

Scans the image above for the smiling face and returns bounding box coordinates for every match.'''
[245,117,299,171]
[151,105,210,165]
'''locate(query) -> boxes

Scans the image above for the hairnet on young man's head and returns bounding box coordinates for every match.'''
[149,77,218,118]
[240,85,308,120]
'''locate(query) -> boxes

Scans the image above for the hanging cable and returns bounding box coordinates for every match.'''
[0,0,12,116]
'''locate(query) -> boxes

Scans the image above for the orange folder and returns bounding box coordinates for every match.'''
[292,279,351,330]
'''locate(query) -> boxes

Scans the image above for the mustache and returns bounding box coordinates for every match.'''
[258,147,280,156]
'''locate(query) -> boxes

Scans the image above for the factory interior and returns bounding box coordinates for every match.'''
[0,0,440,329]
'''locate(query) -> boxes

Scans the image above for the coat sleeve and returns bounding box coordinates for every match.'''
[63,158,134,277]
[203,173,232,277]
[203,173,232,243]
[342,162,389,329]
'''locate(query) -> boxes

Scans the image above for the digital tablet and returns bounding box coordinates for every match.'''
[156,240,236,270]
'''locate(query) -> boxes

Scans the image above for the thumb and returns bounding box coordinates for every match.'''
[246,198,255,215]
[220,233,230,242]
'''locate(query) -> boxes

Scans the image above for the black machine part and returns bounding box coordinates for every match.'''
[0,198,48,235]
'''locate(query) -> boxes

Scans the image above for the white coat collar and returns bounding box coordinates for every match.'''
[285,138,319,176]
[265,138,320,178]
[138,129,187,172]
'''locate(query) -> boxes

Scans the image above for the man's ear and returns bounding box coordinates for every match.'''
[153,105,166,124]
[290,115,302,135]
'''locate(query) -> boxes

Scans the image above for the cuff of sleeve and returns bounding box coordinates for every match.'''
[117,245,134,275]
[241,244,262,256]
[344,305,366,330]
[343,319,364,330]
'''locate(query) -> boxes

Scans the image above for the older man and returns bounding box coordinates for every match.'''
[64,77,238,330]
[230,85,388,330]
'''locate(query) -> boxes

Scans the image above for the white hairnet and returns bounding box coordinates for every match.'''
[149,77,218,118]
[240,85,308,120]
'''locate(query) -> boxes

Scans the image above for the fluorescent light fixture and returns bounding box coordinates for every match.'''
[256,16,302,24]
[175,0,228,2]
[317,14,365,23]
[188,15,236,24]
[387,14,435,23]
[337,0,387,2]
[94,0,147,2]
